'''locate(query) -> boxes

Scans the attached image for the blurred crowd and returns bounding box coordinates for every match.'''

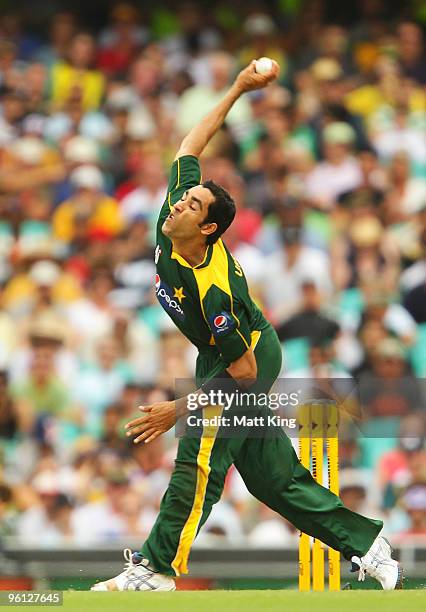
[0,1,425,549]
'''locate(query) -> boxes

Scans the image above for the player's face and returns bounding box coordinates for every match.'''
[162,185,216,241]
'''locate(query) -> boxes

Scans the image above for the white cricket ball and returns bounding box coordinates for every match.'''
[255,57,273,75]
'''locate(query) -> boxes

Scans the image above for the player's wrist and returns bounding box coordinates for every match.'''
[229,82,244,99]
[175,396,191,418]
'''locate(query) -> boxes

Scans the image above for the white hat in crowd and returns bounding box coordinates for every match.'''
[29,260,61,287]
[70,165,104,190]
[10,137,48,165]
[244,13,275,36]
[64,135,99,164]
[323,122,356,145]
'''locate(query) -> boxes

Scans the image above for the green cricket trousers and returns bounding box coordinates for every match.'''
[141,325,383,576]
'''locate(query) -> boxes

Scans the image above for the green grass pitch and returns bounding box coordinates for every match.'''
[30,590,424,612]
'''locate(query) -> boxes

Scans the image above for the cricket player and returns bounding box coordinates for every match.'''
[91,61,402,592]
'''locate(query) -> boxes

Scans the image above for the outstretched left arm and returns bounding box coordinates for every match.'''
[125,347,257,444]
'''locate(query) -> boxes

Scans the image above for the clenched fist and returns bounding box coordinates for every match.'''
[234,59,280,94]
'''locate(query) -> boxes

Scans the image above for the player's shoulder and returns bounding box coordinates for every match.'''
[220,240,245,279]
[207,239,239,272]
[201,240,247,297]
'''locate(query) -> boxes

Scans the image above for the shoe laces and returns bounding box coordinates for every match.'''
[351,556,366,582]
[123,548,142,574]
[352,552,393,583]
[358,559,371,582]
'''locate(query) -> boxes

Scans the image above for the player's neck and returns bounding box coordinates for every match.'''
[172,238,208,267]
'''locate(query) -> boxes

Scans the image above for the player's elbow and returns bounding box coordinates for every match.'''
[227,349,257,386]
[174,141,200,161]
[243,359,258,380]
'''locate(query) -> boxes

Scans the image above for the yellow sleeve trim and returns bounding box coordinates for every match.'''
[176,157,181,189]
[167,157,181,211]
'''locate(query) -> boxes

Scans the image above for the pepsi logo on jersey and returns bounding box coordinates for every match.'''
[209,311,235,335]
[214,315,227,328]
[155,274,185,321]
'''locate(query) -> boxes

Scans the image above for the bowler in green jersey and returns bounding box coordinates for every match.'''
[91,61,401,593]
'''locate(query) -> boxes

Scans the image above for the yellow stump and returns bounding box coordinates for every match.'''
[298,401,340,592]
[327,403,341,591]
[298,405,311,592]
[311,403,325,591]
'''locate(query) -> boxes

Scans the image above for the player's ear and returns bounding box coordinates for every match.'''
[200,222,217,239]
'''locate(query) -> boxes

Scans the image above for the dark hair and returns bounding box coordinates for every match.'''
[200,180,236,245]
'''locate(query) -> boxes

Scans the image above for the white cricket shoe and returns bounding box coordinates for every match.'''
[351,536,403,590]
[90,549,176,591]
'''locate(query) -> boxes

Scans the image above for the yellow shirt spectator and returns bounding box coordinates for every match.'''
[53,194,124,243]
[50,61,105,111]
[53,165,124,243]
[49,33,104,111]
[2,259,82,315]
[345,83,425,119]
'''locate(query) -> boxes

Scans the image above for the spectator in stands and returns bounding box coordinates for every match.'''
[339,468,384,519]
[262,220,331,325]
[276,278,340,344]
[2,253,80,320]
[71,470,153,544]
[0,370,17,439]
[0,87,28,146]
[396,21,426,85]
[177,51,252,138]
[10,326,74,440]
[404,281,426,326]
[65,267,118,352]
[398,483,426,536]
[386,152,426,217]
[305,121,362,210]
[360,337,423,423]
[97,3,148,77]
[35,12,77,67]
[119,154,167,223]
[0,483,16,537]
[373,108,426,170]
[50,32,105,111]
[53,165,124,245]
[72,335,134,438]
[337,148,386,211]
[21,62,49,115]
[239,13,286,76]
[378,415,426,495]
[0,39,21,90]
[17,470,73,545]
[100,404,128,451]
[309,57,369,152]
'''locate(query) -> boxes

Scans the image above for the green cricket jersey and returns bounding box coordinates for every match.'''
[155,155,270,365]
